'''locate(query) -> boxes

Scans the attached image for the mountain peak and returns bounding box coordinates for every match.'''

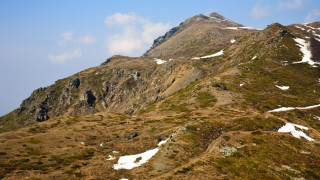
[143,12,248,58]
[207,12,227,22]
[206,12,241,26]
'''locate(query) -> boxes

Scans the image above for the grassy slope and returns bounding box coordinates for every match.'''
[0,23,320,179]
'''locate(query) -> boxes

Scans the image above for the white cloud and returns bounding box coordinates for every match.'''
[305,9,320,23]
[104,12,146,26]
[78,34,96,44]
[250,0,272,19]
[105,27,143,55]
[59,31,73,41]
[279,0,303,10]
[142,23,170,44]
[48,49,82,64]
[104,12,170,56]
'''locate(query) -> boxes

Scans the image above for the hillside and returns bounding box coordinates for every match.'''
[1,13,320,179]
[143,12,259,59]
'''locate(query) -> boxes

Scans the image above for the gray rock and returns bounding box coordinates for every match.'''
[102,81,109,96]
[69,78,80,88]
[124,132,138,140]
[36,104,49,122]
[80,90,96,107]
[220,146,237,156]
[281,165,301,174]
[101,58,111,65]
[116,70,125,77]
[130,72,141,80]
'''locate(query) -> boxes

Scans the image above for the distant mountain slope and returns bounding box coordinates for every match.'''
[0,55,207,132]
[143,12,259,59]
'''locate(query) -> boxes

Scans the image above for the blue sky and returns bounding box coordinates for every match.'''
[0,0,320,116]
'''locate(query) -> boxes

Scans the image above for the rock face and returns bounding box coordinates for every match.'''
[80,90,96,107]
[69,78,80,88]
[36,104,49,122]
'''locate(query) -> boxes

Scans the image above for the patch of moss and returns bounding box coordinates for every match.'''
[196,92,217,108]
[233,116,283,131]
[27,138,42,144]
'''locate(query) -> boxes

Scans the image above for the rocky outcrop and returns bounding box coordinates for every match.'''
[69,78,80,88]
[36,104,49,122]
[102,81,109,96]
[20,87,47,107]
[124,132,138,140]
[101,58,111,65]
[219,146,238,156]
[129,71,141,80]
[80,90,96,107]
[143,26,181,56]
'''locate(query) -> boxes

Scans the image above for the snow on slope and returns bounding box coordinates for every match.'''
[295,26,305,31]
[278,123,314,141]
[222,27,261,30]
[268,104,320,112]
[192,50,224,59]
[154,58,167,64]
[293,38,319,66]
[113,138,169,170]
[275,85,289,90]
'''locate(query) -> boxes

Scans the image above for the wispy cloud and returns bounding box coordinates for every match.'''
[59,31,73,42]
[279,0,303,10]
[78,34,96,44]
[104,12,146,26]
[250,0,272,19]
[48,50,82,64]
[104,12,170,56]
[305,9,320,23]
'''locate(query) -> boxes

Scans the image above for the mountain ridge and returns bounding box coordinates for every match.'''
[1,12,320,179]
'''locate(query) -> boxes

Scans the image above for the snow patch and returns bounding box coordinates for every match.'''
[107,155,116,161]
[154,58,167,65]
[192,50,224,60]
[209,16,227,23]
[303,24,320,30]
[278,123,314,141]
[222,27,261,30]
[275,85,289,90]
[113,151,119,154]
[295,26,305,31]
[268,104,320,112]
[230,39,236,43]
[158,138,169,146]
[293,38,319,66]
[251,56,257,60]
[314,116,320,121]
[113,138,169,170]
